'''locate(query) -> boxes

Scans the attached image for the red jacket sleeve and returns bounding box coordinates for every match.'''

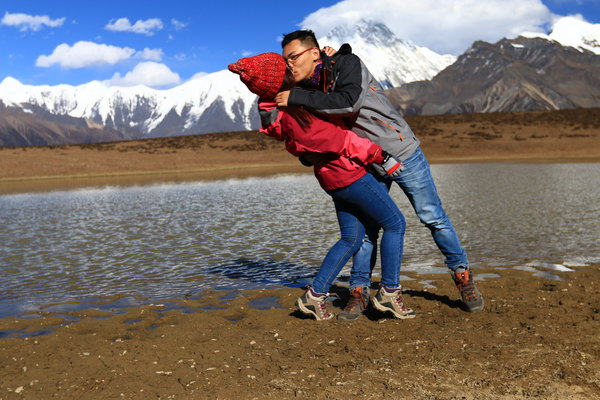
[281,112,383,166]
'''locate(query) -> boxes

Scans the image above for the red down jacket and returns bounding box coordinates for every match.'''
[259,102,384,190]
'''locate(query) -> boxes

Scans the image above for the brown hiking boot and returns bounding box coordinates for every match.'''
[296,287,335,321]
[338,286,370,321]
[372,285,416,319]
[452,267,484,312]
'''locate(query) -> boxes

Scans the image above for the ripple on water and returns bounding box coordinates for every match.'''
[1,165,599,319]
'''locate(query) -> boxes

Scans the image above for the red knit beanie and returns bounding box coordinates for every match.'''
[228,53,287,99]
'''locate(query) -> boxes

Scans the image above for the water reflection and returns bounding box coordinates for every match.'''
[1,163,599,317]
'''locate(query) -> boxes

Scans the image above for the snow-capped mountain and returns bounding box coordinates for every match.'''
[521,16,600,55]
[0,20,455,144]
[0,70,260,139]
[386,35,600,115]
[386,16,600,115]
[3,18,597,146]
[319,20,456,89]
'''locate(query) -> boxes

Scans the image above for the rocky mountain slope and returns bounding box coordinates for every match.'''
[0,101,129,147]
[386,36,600,115]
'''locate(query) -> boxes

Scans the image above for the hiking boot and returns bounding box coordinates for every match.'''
[296,287,335,321]
[452,267,484,312]
[372,285,416,319]
[338,286,370,321]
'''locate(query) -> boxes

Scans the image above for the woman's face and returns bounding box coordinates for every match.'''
[282,39,320,83]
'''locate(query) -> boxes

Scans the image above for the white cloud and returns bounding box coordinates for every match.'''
[135,48,164,61]
[1,12,65,32]
[174,53,187,61]
[107,62,181,88]
[105,17,163,36]
[36,41,135,69]
[171,18,188,30]
[300,0,554,55]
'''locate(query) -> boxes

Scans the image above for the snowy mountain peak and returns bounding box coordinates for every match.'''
[0,76,24,90]
[521,16,600,55]
[0,71,258,137]
[1,20,454,142]
[319,19,456,89]
[324,19,403,47]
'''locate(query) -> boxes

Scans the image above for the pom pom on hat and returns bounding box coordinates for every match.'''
[228,53,287,99]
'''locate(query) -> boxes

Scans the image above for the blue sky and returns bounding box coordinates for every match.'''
[1,0,598,88]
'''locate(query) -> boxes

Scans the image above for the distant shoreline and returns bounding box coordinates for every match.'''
[2,155,599,196]
[2,108,599,194]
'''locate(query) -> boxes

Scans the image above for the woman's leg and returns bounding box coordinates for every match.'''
[309,198,366,294]
[349,177,392,289]
[333,174,415,319]
[329,173,406,289]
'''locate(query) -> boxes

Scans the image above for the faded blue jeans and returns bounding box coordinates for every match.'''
[310,173,406,294]
[350,147,468,289]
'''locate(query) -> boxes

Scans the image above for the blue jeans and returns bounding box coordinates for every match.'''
[310,173,406,294]
[351,148,468,288]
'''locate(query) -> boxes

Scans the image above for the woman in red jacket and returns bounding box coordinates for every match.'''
[229,53,414,321]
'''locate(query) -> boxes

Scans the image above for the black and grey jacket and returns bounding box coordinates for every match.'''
[287,44,420,163]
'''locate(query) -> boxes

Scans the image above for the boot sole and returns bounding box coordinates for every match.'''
[372,298,416,319]
[463,298,484,312]
[337,311,362,321]
[295,298,333,321]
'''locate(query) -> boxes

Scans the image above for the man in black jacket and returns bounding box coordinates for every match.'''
[273,29,483,319]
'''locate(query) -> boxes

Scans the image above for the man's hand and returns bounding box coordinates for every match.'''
[379,151,404,178]
[275,91,290,107]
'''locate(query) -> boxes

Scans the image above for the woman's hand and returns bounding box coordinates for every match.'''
[321,46,337,57]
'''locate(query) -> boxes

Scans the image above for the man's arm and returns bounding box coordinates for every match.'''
[285,54,369,117]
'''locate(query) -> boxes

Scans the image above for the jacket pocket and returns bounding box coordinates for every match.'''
[371,117,404,141]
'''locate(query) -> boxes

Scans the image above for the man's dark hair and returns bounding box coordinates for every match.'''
[281,29,320,49]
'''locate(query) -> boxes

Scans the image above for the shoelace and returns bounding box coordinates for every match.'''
[394,294,411,311]
[319,301,332,318]
[455,273,479,301]
[344,294,365,312]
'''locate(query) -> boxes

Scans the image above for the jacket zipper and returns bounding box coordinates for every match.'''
[373,117,404,141]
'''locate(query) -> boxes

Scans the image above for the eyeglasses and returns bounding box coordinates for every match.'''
[285,47,317,64]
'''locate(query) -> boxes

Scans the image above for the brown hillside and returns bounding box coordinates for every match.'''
[1,108,598,194]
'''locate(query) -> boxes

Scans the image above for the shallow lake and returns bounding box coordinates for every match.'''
[1,162,599,318]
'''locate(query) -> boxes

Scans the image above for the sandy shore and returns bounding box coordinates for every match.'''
[1,108,599,194]
[1,265,599,399]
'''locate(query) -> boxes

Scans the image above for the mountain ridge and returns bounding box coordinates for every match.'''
[1,18,599,146]
[0,20,452,145]
[386,35,600,115]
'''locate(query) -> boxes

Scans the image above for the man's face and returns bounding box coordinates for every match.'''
[282,39,320,83]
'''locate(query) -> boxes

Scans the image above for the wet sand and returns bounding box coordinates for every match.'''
[1,109,600,398]
[1,266,599,399]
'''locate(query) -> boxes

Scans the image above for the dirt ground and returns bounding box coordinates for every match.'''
[0,265,599,399]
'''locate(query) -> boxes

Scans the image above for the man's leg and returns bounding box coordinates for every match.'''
[349,221,378,288]
[393,148,468,269]
[393,148,483,312]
